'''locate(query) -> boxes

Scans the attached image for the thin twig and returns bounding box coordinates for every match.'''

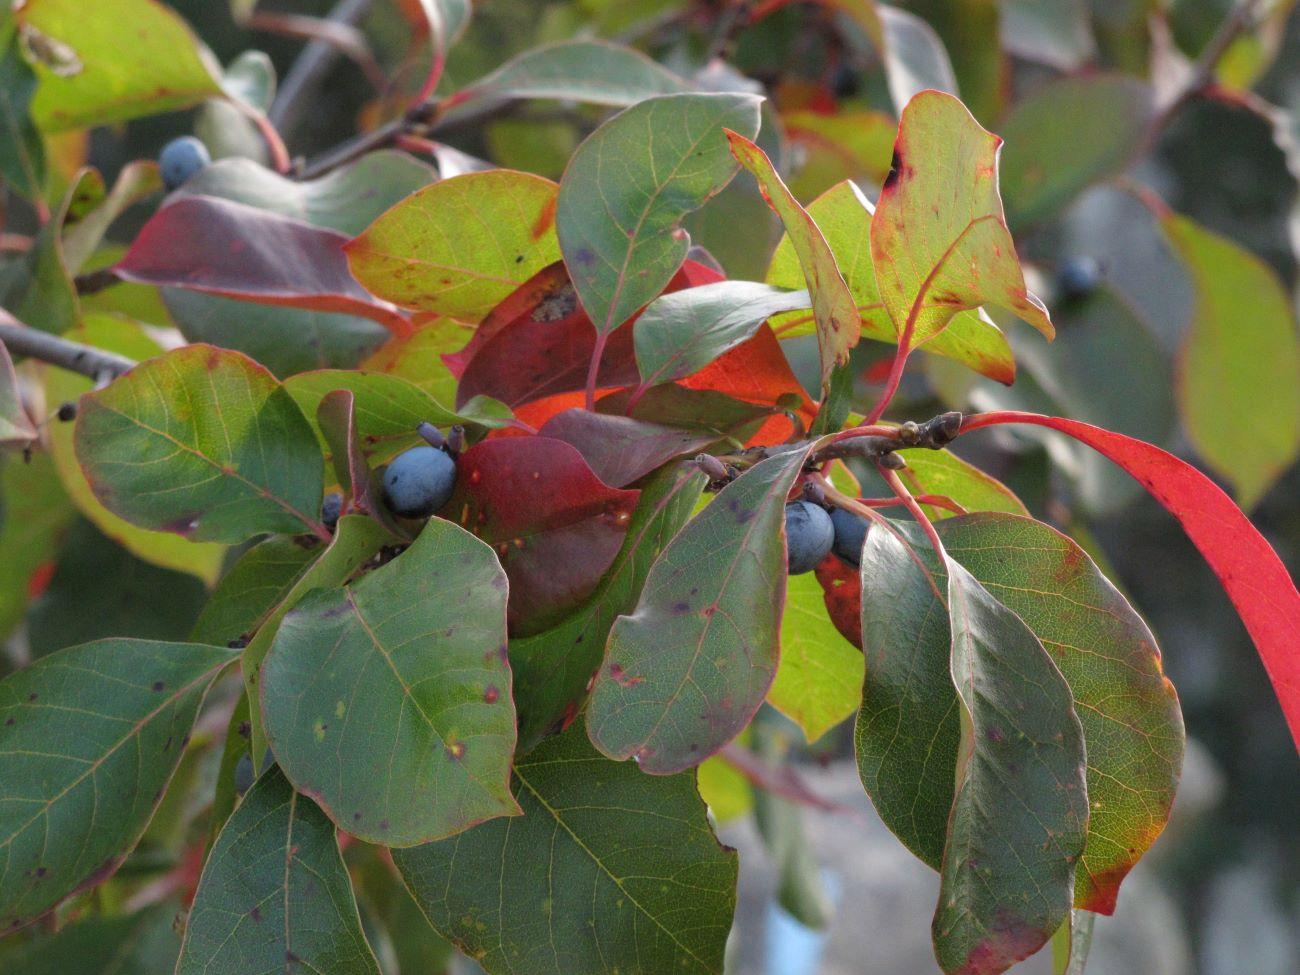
[247,10,386,92]
[718,744,862,816]
[878,463,944,558]
[0,320,137,380]
[1151,0,1263,131]
[268,0,376,135]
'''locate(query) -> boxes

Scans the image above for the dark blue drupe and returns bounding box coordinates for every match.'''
[830,506,869,567]
[382,445,457,518]
[785,500,835,575]
[159,136,211,191]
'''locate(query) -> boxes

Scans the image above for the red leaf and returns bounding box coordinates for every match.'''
[454,260,723,410]
[116,196,411,336]
[445,436,640,634]
[537,409,721,488]
[814,553,862,649]
[965,411,1300,749]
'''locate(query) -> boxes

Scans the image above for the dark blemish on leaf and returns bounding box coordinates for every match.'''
[4,718,13,726]
[484,685,500,703]
[673,602,690,614]
[985,726,1004,743]
[162,736,173,752]
[607,663,644,687]
[27,693,37,702]
[378,820,389,832]
[574,248,596,266]
[446,742,466,761]
[250,906,262,922]
[319,603,350,620]
[286,950,300,964]
[35,867,46,878]
[237,721,251,739]
[515,254,524,264]
[497,644,509,663]
[161,514,201,536]
[152,680,165,691]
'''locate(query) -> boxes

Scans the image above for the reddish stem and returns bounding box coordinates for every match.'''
[241,106,293,174]
[584,331,609,412]
[878,463,945,558]
[859,494,967,515]
[863,343,911,425]
[718,743,860,816]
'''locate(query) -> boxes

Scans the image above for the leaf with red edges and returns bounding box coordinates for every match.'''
[963,412,1300,749]
[116,196,410,336]
[537,409,722,488]
[871,91,1051,353]
[445,437,640,635]
[587,444,814,774]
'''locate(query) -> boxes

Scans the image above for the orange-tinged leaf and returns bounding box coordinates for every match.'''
[871,91,1051,354]
[726,130,859,398]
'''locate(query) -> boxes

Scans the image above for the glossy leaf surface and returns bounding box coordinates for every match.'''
[394,724,736,975]
[0,639,232,932]
[557,93,762,336]
[261,517,520,846]
[176,768,380,975]
[587,445,813,773]
[74,345,326,543]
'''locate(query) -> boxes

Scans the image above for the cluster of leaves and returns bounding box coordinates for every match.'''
[1,2,1298,975]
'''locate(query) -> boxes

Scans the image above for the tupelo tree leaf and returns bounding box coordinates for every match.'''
[1161,214,1300,510]
[768,570,863,743]
[178,151,435,237]
[189,534,321,647]
[0,638,234,933]
[829,1,958,112]
[766,180,1016,384]
[508,464,705,749]
[536,408,722,488]
[557,92,762,339]
[240,515,393,767]
[175,767,380,975]
[896,448,1029,518]
[346,170,562,322]
[0,451,76,641]
[445,436,640,633]
[0,169,93,335]
[962,412,1300,749]
[413,0,470,98]
[935,556,1088,975]
[314,390,406,540]
[725,131,860,399]
[587,444,814,774]
[16,0,224,131]
[116,196,412,336]
[0,903,180,973]
[74,344,327,543]
[999,75,1154,230]
[445,39,687,113]
[60,161,162,275]
[634,281,811,388]
[0,340,36,448]
[393,722,737,975]
[260,517,520,846]
[871,91,1052,355]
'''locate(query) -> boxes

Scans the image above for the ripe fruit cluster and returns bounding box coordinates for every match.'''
[784,500,869,574]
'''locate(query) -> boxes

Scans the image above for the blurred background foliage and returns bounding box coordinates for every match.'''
[1,1,1298,973]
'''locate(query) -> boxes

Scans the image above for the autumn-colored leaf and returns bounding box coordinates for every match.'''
[116,196,412,336]
[962,412,1300,749]
[346,170,562,322]
[537,409,722,488]
[726,130,860,398]
[446,436,640,634]
[871,91,1051,356]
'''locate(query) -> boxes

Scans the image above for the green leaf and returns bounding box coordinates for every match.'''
[449,39,687,112]
[1162,214,1300,510]
[0,638,234,932]
[0,341,36,448]
[999,75,1153,230]
[74,344,327,543]
[17,0,224,131]
[176,767,380,975]
[61,161,162,275]
[557,92,762,336]
[43,316,225,582]
[0,452,75,640]
[346,170,561,322]
[1051,909,1096,975]
[856,515,1181,927]
[26,519,208,658]
[836,2,958,112]
[0,168,90,334]
[239,515,392,767]
[283,369,512,468]
[726,131,860,399]
[872,91,1052,353]
[766,180,1016,383]
[634,281,811,387]
[896,447,1028,518]
[938,558,1087,974]
[587,444,813,774]
[509,464,705,750]
[261,517,520,846]
[0,904,180,973]
[0,31,45,205]
[358,315,471,404]
[415,0,471,86]
[189,535,321,646]
[393,723,737,975]
[768,570,863,743]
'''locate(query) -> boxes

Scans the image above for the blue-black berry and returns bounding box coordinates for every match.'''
[785,500,835,575]
[321,492,343,530]
[382,445,457,518]
[1056,257,1102,302]
[830,506,869,567]
[159,136,211,191]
